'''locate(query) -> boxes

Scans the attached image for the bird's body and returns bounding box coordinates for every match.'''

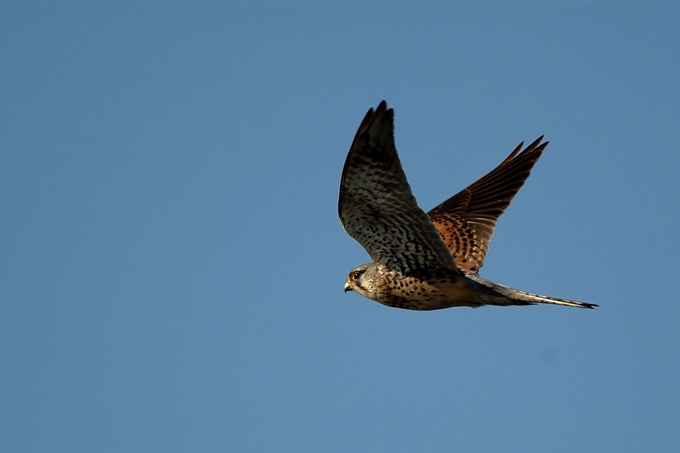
[345,264,504,310]
[339,101,597,310]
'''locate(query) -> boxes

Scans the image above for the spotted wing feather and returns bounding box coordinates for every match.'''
[339,101,461,276]
[428,137,548,274]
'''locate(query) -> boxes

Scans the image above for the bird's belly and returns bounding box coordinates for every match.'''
[378,273,488,310]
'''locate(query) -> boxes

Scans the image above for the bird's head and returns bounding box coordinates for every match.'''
[344,263,379,299]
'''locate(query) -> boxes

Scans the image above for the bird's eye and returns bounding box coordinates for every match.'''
[352,271,361,280]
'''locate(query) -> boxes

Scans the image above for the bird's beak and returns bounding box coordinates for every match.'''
[344,282,353,293]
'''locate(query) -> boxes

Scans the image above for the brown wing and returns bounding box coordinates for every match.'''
[428,137,548,274]
[339,101,461,276]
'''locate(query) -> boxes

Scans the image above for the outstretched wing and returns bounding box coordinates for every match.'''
[339,101,461,276]
[428,136,548,274]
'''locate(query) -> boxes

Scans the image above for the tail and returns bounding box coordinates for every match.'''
[468,275,598,309]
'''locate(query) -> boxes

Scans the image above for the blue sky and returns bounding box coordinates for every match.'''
[1,2,679,452]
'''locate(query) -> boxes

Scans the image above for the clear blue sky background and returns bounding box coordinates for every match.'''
[2,2,679,452]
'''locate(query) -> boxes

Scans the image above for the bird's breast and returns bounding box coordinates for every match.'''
[375,269,485,310]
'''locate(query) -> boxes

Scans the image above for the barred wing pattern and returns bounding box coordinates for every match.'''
[338,101,461,276]
[428,137,548,274]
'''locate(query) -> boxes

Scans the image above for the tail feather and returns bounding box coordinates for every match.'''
[469,275,598,309]
[499,287,598,309]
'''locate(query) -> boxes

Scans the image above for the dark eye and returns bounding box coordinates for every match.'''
[353,271,361,279]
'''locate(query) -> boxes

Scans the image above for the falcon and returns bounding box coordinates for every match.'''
[339,101,597,310]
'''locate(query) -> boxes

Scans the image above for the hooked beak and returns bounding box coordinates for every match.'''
[344,282,353,293]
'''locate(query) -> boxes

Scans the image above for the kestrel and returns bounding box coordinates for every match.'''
[339,101,597,310]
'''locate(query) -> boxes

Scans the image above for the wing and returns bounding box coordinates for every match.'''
[339,101,461,276]
[428,136,548,274]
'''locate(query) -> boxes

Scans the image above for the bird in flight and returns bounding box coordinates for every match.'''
[339,101,597,310]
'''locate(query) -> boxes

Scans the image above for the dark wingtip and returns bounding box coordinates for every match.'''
[526,135,548,152]
[375,100,393,118]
